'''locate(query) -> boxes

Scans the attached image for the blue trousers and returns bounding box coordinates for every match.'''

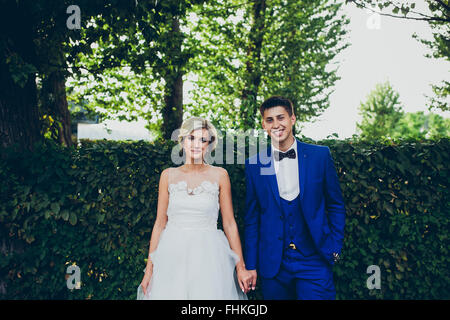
[260,248,336,300]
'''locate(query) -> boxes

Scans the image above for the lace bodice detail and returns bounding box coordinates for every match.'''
[168,180,219,196]
[166,167,221,230]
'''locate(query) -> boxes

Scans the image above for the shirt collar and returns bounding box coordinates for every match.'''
[272,137,297,154]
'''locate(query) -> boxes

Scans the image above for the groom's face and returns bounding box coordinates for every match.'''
[261,106,296,146]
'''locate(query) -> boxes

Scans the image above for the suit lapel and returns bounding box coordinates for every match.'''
[297,139,307,200]
[260,145,281,209]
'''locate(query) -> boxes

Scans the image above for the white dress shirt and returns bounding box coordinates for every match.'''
[272,138,300,201]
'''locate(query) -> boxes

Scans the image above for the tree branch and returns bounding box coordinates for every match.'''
[435,0,450,14]
[348,0,450,23]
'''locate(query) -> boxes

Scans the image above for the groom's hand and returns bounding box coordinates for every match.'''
[248,270,257,291]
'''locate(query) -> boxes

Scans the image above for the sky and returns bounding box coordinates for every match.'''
[300,2,449,140]
[78,2,449,142]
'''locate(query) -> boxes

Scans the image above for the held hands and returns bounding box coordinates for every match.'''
[248,269,257,291]
[236,264,257,294]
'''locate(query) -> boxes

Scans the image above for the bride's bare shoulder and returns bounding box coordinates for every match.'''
[209,165,229,180]
[160,167,179,181]
[159,167,169,180]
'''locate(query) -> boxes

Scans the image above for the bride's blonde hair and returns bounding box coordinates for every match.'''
[177,117,218,152]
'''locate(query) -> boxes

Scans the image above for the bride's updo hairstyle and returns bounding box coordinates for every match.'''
[177,117,218,153]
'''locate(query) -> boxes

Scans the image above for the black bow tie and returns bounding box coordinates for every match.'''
[274,148,296,161]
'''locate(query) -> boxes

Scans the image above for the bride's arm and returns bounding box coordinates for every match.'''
[218,167,251,292]
[145,168,169,273]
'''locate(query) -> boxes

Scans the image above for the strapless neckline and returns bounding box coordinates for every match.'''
[168,180,219,195]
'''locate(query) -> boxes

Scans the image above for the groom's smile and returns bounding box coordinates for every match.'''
[272,128,285,137]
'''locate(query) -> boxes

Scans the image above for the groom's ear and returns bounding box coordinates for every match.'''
[291,113,296,124]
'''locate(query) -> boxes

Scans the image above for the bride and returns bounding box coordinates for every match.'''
[137,117,252,299]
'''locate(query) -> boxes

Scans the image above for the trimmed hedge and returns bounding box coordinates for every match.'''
[0,137,448,299]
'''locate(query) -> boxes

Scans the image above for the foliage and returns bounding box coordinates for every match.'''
[0,137,449,299]
[186,0,350,131]
[67,66,164,124]
[427,80,449,112]
[346,0,449,22]
[68,0,350,135]
[66,0,204,136]
[0,139,174,299]
[393,111,450,140]
[321,137,449,299]
[356,81,404,140]
[0,0,202,149]
[357,81,449,140]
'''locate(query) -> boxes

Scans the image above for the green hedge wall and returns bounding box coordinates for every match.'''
[0,137,448,299]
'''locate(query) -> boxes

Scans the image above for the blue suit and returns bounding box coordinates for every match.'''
[244,139,346,299]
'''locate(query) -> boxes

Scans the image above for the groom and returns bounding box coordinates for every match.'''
[244,96,346,300]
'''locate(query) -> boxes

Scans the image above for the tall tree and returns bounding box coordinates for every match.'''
[186,0,349,132]
[160,15,184,140]
[68,1,204,140]
[0,0,190,150]
[356,81,404,140]
[356,81,449,140]
[0,1,41,150]
[67,0,348,138]
[240,0,267,130]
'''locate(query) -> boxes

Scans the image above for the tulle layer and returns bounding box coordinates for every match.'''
[137,224,247,300]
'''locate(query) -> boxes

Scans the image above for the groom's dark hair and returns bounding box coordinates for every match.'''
[259,96,294,117]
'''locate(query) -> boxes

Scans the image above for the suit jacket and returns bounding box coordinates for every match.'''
[244,138,346,278]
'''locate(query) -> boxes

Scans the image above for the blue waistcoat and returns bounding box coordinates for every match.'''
[280,194,317,257]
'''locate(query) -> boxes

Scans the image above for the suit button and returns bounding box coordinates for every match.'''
[278,236,282,241]
[280,215,283,220]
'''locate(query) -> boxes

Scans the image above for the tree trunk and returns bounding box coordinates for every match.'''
[161,16,184,140]
[0,70,41,152]
[240,0,266,130]
[162,73,184,140]
[42,71,73,147]
[0,2,42,152]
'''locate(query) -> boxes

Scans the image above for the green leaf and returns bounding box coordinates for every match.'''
[97,213,106,224]
[61,210,69,221]
[51,202,60,215]
[69,212,77,225]
[384,203,394,215]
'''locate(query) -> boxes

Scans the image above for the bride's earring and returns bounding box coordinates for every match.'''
[179,147,186,164]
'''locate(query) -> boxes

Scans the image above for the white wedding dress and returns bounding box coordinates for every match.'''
[137,167,247,300]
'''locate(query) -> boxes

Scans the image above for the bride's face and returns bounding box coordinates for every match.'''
[182,128,211,164]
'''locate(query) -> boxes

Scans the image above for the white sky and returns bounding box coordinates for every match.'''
[300,3,449,139]
[83,2,449,141]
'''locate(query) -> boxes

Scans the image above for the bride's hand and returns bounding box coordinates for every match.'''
[236,266,253,294]
[140,266,153,296]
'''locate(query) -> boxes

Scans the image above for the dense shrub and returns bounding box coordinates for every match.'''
[0,137,448,299]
